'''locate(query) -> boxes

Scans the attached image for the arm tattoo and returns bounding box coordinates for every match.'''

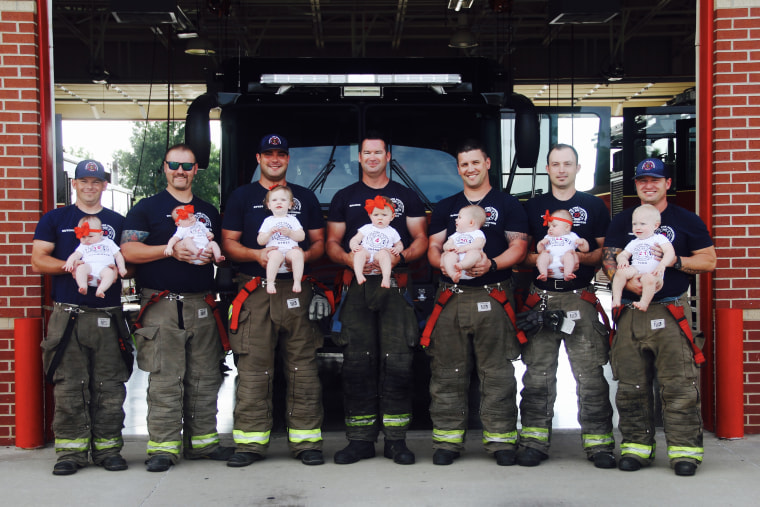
[121,229,149,244]
[602,247,621,280]
[505,231,528,244]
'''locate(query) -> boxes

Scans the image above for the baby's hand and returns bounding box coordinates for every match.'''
[163,245,173,257]
[63,260,74,272]
[389,246,401,255]
[118,267,128,277]
[576,238,590,252]
[206,231,214,240]
[617,261,630,269]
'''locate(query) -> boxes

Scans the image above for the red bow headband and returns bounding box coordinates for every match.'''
[364,196,394,215]
[74,222,105,239]
[542,210,573,227]
[175,205,195,222]
[268,183,285,190]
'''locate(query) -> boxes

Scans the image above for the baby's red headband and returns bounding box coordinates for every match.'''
[74,222,105,239]
[542,209,573,227]
[364,195,394,215]
[176,205,195,222]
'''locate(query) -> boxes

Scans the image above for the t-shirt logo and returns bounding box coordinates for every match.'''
[102,223,116,240]
[291,197,303,213]
[568,206,588,225]
[195,212,213,231]
[656,225,675,243]
[390,197,405,218]
[632,243,654,262]
[484,206,498,227]
[366,230,391,248]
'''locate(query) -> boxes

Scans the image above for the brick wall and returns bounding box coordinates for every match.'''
[0,1,43,444]
[713,1,760,432]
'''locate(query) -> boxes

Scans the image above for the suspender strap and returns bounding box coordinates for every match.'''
[420,288,454,348]
[666,303,705,366]
[109,312,134,376]
[229,277,261,334]
[204,294,231,352]
[133,290,170,330]
[609,306,624,345]
[580,290,611,333]
[489,288,528,345]
[46,310,79,384]
[520,292,542,312]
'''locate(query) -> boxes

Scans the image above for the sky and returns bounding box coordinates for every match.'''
[60,120,222,167]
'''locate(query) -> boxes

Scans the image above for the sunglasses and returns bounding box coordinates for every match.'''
[165,161,196,171]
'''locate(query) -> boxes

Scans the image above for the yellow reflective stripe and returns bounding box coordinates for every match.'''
[433,429,465,443]
[621,442,655,459]
[520,427,550,442]
[93,437,123,451]
[582,433,615,448]
[482,430,518,444]
[383,413,411,427]
[233,429,271,445]
[147,440,181,455]
[288,428,323,443]
[191,432,220,449]
[346,414,377,427]
[55,438,89,451]
[668,446,704,462]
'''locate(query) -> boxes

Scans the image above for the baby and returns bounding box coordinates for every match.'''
[64,215,127,298]
[536,209,590,282]
[164,204,225,263]
[257,185,305,294]
[441,204,487,283]
[349,195,403,288]
[611,204,676,311]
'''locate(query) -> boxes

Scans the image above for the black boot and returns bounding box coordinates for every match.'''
[333,440,375,464]
[384,440,415,465]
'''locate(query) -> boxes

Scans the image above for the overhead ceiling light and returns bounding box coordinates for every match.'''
[449,29,479,49]
[448,0,475,11]
[260,74,462,86]
[176,31,199,39]
[185,38,215,55]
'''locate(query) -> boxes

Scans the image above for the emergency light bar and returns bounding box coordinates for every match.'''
[260,74,463,86]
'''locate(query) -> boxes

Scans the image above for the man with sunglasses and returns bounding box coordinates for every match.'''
[221,134,327,467]
[121,144,233,472]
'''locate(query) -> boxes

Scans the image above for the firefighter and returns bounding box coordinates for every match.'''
[221,134,327,467]
[121,144,233,472]
[603,158,716,476]
[517,144,615,468]
[326,133,428,465]
[426,139,529,466]
[31,159,131,475]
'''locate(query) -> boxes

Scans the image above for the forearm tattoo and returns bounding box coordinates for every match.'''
[505,231,528,244]
[121,229,149,244]
[602,247,621,280]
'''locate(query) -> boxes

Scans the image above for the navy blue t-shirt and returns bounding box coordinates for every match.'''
[328,180,426,253]
[34,205,124,306]
[605,203,713,300]
[524,191,610,286]
[122,190,221,293]
[429,189,529,286]
[222,181,325,278]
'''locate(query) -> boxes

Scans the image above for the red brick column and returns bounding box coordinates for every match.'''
[712,1,760,432]
[0,1,45,444]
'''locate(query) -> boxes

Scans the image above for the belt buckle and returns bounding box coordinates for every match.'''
[63,304,84,314]
[553,279,564,290]
[447,284,463,294]
[166,292,184,301]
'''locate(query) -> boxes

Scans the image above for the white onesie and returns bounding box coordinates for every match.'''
[75,237,121,285]
[259,215,303,273]
[446,229,486,280]
[541,232,580,280]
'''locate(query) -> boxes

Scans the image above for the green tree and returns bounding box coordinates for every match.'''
[114,121,220,207]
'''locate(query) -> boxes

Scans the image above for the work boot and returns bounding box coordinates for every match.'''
[516,447,548,467]
[298,450,325,466]
[227,452,265,468]
[494,449,517,466]
[589,451,616,469]
[186,445,236,461]
[384,440,415,465]
[618,456,642,471]
[432,449,460,466]
[52,460,81,476]
[674,461,697,476]
[100,455,128,471]
[145,454,174,472]
[333,440,375,464]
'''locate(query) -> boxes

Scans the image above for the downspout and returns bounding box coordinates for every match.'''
[697,0,716,431]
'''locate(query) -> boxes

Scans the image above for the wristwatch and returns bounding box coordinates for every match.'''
[398,252,407,267]
[673,256,682,270]
[489,258,498,272]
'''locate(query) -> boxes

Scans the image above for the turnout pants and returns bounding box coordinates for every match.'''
[42,303,129,466]
[519,287,614,457]
[337,276,418,442]
[133,289,225,463]
[426,284,521,454]
[611,294,703,467]
[230,276,324,456]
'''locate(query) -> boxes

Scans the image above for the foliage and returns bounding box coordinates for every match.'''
[113,121,220,207]
[65,145,93,159]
